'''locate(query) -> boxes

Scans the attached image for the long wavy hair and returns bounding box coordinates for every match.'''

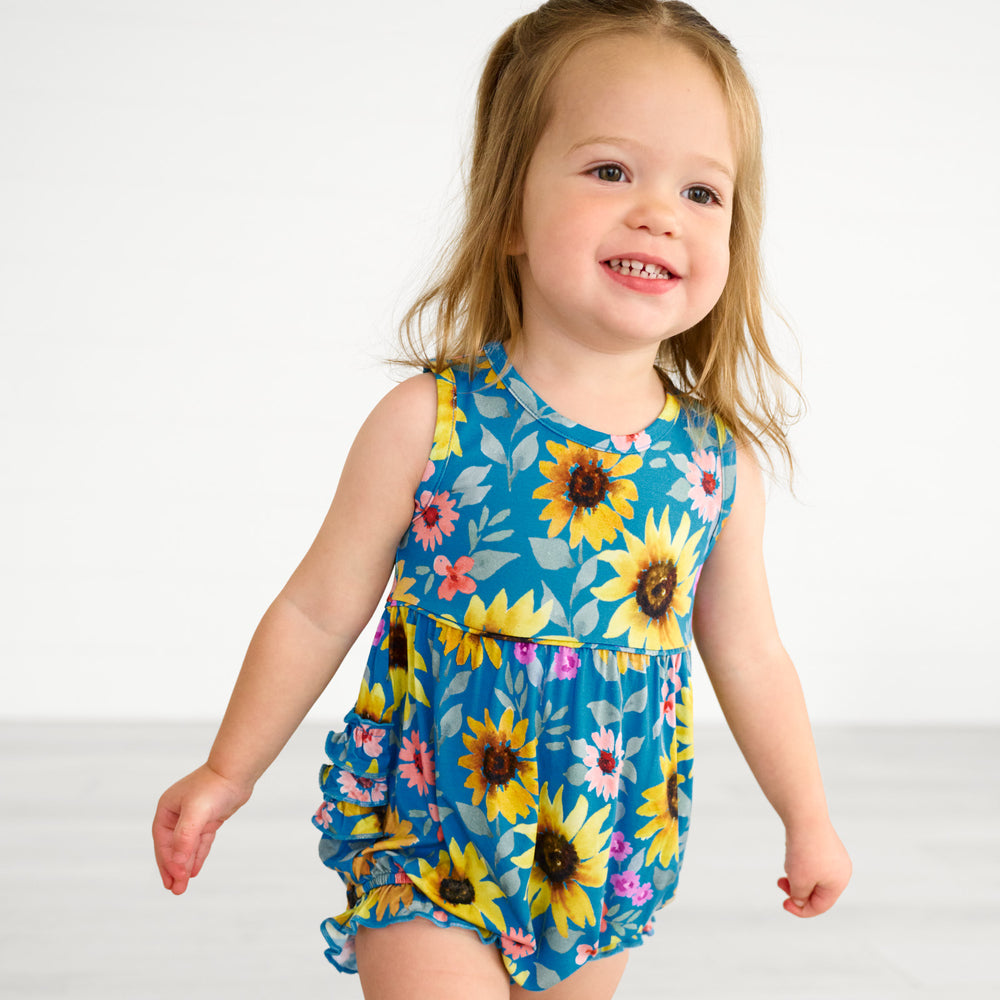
[397,0,801,473]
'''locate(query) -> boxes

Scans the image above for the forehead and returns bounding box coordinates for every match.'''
[540,33,734,173]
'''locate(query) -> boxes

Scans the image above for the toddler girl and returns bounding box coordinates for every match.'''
[153,2,851,997]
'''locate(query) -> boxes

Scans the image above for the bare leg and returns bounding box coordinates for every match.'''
[509,950,629,1000]
[356,920,511,1000]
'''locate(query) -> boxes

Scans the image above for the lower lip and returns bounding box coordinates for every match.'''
[602,262,678,295]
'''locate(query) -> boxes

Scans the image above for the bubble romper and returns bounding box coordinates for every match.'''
[313,342,736,991]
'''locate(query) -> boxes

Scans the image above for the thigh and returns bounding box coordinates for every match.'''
[355,919,510,1000]
[509,949,629,1000]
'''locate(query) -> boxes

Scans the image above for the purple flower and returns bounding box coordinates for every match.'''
[554,646,580,679]
[632,883,653,906]
[514,641,538,665]
[609,831,633,862]
[610,871,640,898]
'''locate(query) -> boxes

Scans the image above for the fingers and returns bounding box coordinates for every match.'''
[153,795,213,895]
[776,875,842,918]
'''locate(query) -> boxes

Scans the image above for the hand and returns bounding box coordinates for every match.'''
[777,821,851,918]
[152,764,253,895]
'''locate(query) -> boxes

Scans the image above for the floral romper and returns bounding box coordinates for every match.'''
[313,341,736,991]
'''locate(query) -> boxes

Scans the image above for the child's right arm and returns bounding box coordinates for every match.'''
[152,373,437,895]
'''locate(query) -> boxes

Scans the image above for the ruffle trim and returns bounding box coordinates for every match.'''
[313,711,396,841]
[319,880,499,976]
[319,875,661,990]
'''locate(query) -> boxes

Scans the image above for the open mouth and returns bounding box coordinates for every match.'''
[604,258,674,280]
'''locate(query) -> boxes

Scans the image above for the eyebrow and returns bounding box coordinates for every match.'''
[568,134,735,183]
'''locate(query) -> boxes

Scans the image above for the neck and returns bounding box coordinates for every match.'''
[505,334,667,437]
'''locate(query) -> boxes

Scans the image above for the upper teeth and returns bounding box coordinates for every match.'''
[608,258,671,278]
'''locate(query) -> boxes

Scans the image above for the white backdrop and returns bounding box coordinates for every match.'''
[3,0,998,723]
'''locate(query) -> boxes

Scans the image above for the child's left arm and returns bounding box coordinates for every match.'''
[692,446,851,918]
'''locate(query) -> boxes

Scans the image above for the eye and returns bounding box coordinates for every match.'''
[591,163,627,183]
[684,185,722,206]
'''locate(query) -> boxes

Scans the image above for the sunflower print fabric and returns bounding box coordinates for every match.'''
[314,341,736,991]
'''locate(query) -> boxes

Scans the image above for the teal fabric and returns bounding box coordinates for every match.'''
[314,342,737,991]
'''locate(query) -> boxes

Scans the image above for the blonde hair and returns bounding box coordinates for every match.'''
[398,0,801,474]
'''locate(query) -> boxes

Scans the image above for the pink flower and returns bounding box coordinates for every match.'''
[314,802,333,828]
[581,727,623,800]
[600,900,608,933]
[337,771,384,804]
[661,677,676,727]
[514,641,538,664]
[421,459,435,483]
[632,883,653,906]
[353,724,385,758]
[412,490,459,550]
[609,831,633,862]
[610,431,652,454]
[662,653,682,725]
[398,731,435,795]
[427,801,444,841]
[575,942,599,964]
[433,554,476,601]
[501,928,537,960]
[610,871,640,898]
[686,449,722,522]
[554,646,580,679]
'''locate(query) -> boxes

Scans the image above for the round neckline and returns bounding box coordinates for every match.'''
[483,340,679,450]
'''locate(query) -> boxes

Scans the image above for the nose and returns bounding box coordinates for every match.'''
[625,189,681,238]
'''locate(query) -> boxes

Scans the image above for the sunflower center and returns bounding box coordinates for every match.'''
[535,828,580,887]
[439,876,475,905]
[701,471,718,495]
[635,560,677,619]
[597,750,617,774]
[388,621,408,671]
[567,460,609,509]
[482,742,518,786]
[668,771,678,820]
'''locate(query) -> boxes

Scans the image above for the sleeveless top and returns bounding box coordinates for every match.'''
[314,342,737,991]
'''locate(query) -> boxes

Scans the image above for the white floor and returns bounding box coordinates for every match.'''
[2,722,997,999]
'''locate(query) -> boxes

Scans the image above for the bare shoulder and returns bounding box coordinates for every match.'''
[693,443,781,668]
[278,371,438,638]
[351,372,438,486]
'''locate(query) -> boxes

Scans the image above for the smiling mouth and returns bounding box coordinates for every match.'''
[604,258,674,280]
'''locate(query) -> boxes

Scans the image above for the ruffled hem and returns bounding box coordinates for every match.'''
[320,881,499,975]
[320,874,664,991]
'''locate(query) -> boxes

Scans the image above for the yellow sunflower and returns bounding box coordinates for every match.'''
[379,607,431,710]
[676,682,693,762]
[438,590,552,669]
[533,441,641,550]
[659,394,681,424]
[458,707,538,822]
[354,677,388,723]
[512,784,612,938]
[415,838,506,931]
[429,369,467,460]
[390,561,418,606]
[634,753,686,867]
[592,509,705,650]
[480,356,506,391]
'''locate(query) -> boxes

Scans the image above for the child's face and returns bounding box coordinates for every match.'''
[513,34,735,357]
